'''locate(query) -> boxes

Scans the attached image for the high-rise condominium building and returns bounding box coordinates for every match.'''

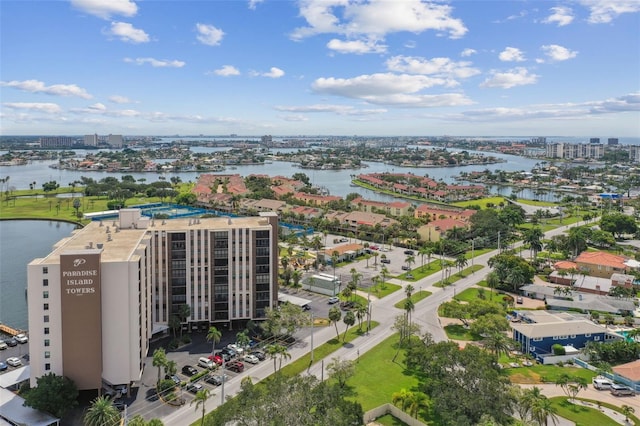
[27,209,278,391]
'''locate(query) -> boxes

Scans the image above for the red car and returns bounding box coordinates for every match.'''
[226,361,244,373]
[208,354,224,365]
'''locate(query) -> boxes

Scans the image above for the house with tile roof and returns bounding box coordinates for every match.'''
[418,218,469,242]
[575,251,629,278]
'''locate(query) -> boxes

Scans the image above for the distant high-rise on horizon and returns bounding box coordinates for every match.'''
[589,138,601,144]
[84,134,98,146]
[607,138,619,145]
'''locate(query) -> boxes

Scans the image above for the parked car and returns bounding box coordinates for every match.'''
[0,361,7,371]
[165,374,181,386]
[404,250,414,255]
[6,357,22,367]
[610,384,636,396]
[208,354,224,365]
[113,401,127,411]
[250,350,266,361]
[339,238,348,242]
[14,334,28,344]
[5,338,17,347]
[380,258,391,264]
[593,377,613,390]
[327,296,340,304]
[401,265,410,270]
[516,297,523,304]
[226,361,244,373]
[186,382,203,394]
[243,354,259,364]
[369,245,379,250]
[406,274,414,279]
[181,365,198,376]
[204,374,228,386]
[216,351,232,362]
[0,340,7,350]
[227,344,244,355]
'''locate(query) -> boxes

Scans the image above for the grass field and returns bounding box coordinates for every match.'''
[393,290,433,309]
[550,397,620,426]
[360,283,402,299]
[505,364,597,384]
[443,324,482,341]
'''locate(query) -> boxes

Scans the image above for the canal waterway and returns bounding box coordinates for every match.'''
[0,220,80,331]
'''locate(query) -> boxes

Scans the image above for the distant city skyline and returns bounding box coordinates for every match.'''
[1,0,639,136]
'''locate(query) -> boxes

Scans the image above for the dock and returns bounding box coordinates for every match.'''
[0,323,23,337]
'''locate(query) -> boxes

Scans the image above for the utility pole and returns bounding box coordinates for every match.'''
[308,312,314,373]
[471,239,475,267]
[498,231,501,253]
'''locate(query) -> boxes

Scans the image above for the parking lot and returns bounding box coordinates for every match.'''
[0,336,29,376]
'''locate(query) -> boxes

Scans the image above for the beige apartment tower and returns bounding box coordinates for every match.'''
[27,209,278,391]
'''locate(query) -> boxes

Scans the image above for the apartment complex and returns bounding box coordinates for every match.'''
[545,142,605,160]
[27,209,278,391]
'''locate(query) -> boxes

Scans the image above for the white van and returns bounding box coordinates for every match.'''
[593,377,613,390]
[198,357,215,370]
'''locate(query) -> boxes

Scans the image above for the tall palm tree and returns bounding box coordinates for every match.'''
[483,332,512,358]
[486,271,499,300]
[329,306,342,339]
[84,396,120,426]
[343,310,355,341]
[404,298,415,329]
[418,246,433,271]
[354,302,367,330]
[530,395,559,426]
[405,284,415,299]
[206,326,222,355]
[265,343,281,374]
[406,391,429,418]
[405,255,415,271]
[277,345,291,371]
[391,388,411,412]
[191,388,211,426]
[455,254,468,275]
[152,348,167,384]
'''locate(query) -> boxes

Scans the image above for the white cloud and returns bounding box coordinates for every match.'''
[107,21,149,43]
[248,0,264,10]
[277,104,389,116]
[540,44,578,62]
[542,6,575,26]
[311,73,473,107]
[579,0,640,23]
[3,102,62,113]
[460,48,477,57]
[480,67,539,89]
[108,95,132,104]
[88,103,107,111]
[213,65,240,76]
[124,57,185,68]
[386,55,481,81]
[1,79,92,98]
[446,92,640,122]
[280,114,309,122]
[499,47,526,62]
[327,38,387,54]
[71,0,138,19]
[251,67,285,78]
[196,23,225,46]
[291,0,467,41]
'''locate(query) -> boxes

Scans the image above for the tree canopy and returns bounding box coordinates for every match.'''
[22,373,79,419]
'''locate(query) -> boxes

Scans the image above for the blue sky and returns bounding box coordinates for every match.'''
[1,0,639,137]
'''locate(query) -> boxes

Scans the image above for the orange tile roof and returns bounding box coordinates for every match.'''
[612,359,640,382]
[575,251,627,269]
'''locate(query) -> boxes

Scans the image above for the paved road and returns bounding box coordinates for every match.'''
[158,220,599,425]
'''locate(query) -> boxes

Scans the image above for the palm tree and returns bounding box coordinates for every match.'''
[405,284,415,299]
[486,271,499,300]
[329,306,342,339]
[391,388,411,412]
[621,405,635,423]
[236,330,250,352]
[530,395,559,426]
[84,396,120,426]
[277,344,291,371]
[354,302,367,330]
[191,388,211,426]
[405,255,415,271]
[152,348,167,384]
[291,269,303,289]
[331,250,340,279]
[343,310,355,341]
[165,359,177,377]
[455,254,468,275]
[403,298,415,328]
[206,326,222,355]
[418,246,433,271]
[483,332,512,358]
[406,391,429,418]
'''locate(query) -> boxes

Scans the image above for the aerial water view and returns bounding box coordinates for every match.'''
[1,1,639,425]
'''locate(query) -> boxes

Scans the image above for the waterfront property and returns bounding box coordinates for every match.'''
[26,209,279,393]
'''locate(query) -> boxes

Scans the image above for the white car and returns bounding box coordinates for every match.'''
[227,344,244,355]
[328,296,340,304]
[6,357,22,367]
[243,354,259,364]
[0,340,7,350]
[14,334,28,344]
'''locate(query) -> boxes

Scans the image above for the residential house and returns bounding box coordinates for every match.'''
[574,251,629,279]
[350,197,411,217]
[324,210,397,232]
[414,205,476,222]
[417,218,468,242]
[292,192,341,207]
[511,311,612,363]
[318,243,364,264]
[240,198,287,214]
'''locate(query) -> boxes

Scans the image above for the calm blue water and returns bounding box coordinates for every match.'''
[0,220,79,330]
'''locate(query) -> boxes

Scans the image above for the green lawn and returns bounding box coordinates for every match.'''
[393,290,433,309]
[433,265,484,287]
[443,324,482,341]
[452,196,506,209]
[505,363,597,384]
[550,397,620,426]
[345,334,427,415]
[397,261,443,281]
[372,414,410,426]
[359,282,401,299]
